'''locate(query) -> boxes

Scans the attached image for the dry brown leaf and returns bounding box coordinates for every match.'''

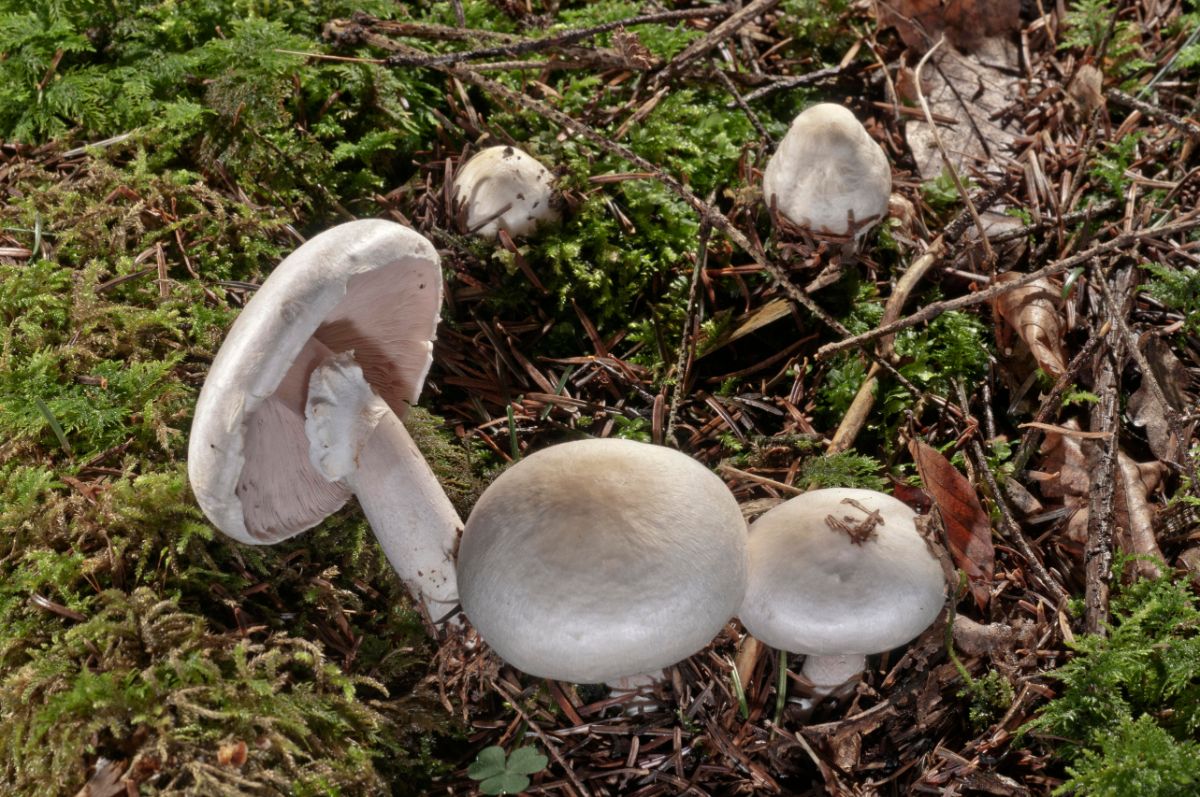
[904,36,1022,182]
[1116,452,1168,578]
[992,272,1069,378]
[910,440,994,609]
[875,0,1021,52]
[1032,421,1167,574]
[1128,332,1197,463]
[217,739,248,768]
[73,758,128,797]
[1067,64,1106,117]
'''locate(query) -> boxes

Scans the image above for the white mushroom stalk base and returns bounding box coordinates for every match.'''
[801,653,867,697]
[604,670,665,715]
[306,352,463,625]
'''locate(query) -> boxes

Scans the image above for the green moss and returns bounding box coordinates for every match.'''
[1025,569,1200,795]
[798,450,888,491]
[0,587,446,795]
[404,406,487,520]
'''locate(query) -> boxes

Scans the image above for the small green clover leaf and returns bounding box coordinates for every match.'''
[505,746,549,775]
[467,746,507,781]
[467,745,548,795]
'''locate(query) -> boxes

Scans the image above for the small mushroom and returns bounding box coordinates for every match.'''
[457,438,748,689]
[452,145,559,239]
[739,488,945,696]
[762,103,892,241]
[187,219,462,622]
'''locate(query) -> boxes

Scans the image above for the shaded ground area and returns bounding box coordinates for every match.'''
[2,0,1200,794]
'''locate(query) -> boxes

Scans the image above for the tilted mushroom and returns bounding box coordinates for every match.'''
[452,145,559,239]
[187,219,462,622]
[739,488,945,696]
[762,103,892,241]
[457,438,748,691]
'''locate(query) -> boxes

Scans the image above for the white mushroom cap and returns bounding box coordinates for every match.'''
[740,488,945,657]
[452,145,559,239]
[762,103,892,238]
[187,219,442,544]
[457,438,748,683]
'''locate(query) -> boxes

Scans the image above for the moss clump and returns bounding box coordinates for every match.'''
[0,588,442,796]
[1025,569,1200,795]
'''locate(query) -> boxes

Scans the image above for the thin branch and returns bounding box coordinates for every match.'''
[1106,88,1200,138]
[375,6,734,67]
[739,65,842,104]
[655,0,780,84]
[956,383,1069,606]
[1084,312,1121,636]
[667,217,713,448]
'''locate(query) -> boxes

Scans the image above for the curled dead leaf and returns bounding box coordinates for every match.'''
[910,439,994,609]
[992,272,1069,378]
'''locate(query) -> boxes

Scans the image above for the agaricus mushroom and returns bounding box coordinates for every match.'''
[762,103,892,240]
[187,219,462,622]
[456,438,748,689]
[739,488,945,695]
[452,145,559,239]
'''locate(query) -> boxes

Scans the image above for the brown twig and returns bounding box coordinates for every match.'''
[1084,270,1124,636]
[1106,88,1200,138]
[956,382,1069,605]
[666,215,712,449]
[378,6,733,67]
[654,0,780,84]
[739,65,843,104]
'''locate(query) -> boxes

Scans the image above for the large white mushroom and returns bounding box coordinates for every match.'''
[762,103,892,241]
[456,438,748,690]
[739,488,945,696]
[187,219,462,623]
[452,145,559,239]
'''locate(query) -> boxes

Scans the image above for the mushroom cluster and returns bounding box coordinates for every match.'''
[188,103,938,706]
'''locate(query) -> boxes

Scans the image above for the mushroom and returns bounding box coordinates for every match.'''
[456,438,748,692]
[452,145,559,239]
[739,488,945,696]
[762,103,892,241]
[187,219,462,622]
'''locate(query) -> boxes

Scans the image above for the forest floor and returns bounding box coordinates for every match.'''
[2,0,1200,795]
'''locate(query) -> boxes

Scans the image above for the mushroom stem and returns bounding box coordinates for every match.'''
[306,353,462,624]
[800,653,866,696]
[604,670,664,715]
